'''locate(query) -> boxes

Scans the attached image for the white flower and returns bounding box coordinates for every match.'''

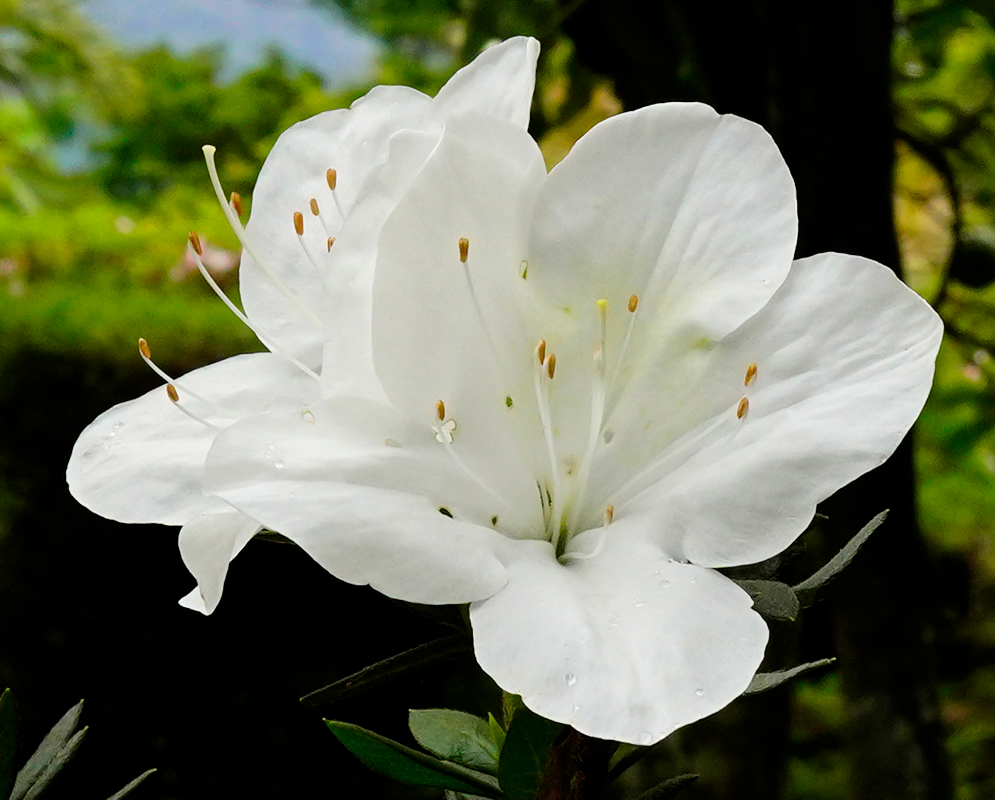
[66,37,540,613]
[201,103,942,743]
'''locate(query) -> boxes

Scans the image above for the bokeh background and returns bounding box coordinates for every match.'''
[0,0,992,798]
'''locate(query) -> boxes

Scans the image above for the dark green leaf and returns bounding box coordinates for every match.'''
[634,774,699,800]
[497,706,563,800]
[10,700,84,800]
[1,689,18,800]
[301,636,472,706]
[743,658,836,695]
[736,580,799,621]
[409,709,499,774]
[19,728,87,800]
[105,768,156,800]
[325,720,502,798]
[793,511,888,605]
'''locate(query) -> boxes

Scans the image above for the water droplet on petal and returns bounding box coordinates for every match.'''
[565,673,577,686]
[659,579,671,588]
[112,421,124,431]
[695,688,705,697]
[640,732,653,745]
[273,459,285,469]
[689,576,697,584]
[634,598,645,608]
[572,703,580,712]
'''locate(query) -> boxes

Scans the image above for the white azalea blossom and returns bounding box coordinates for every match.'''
[69,36,942,745]
[66,37,540,613]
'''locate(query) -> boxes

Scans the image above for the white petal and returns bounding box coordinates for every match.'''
[67,353,319,525]
[177,510,260,614]
[371,113,549,517]
[203,398,512,604]
[610,254,943,567]
[240,86,433,365]
[431,37,540,129]
[470,529,768,744]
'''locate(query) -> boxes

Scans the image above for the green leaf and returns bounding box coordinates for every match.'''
[743,658,836,695]
[634,774,699,800]
[324,720,502,798]
[105,768,156,800]
[409,709,500,774]
[487,714,506,754]
[301,636,472,706]
[11,700,85,800]
[793,511,888,605]
[736,580,800,621]
[1,689,18,800]
[497,706,563,800]
[18,729,86,800]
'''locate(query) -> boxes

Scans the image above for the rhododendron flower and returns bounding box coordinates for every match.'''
[69,36,942,745]
[66,37,540,613]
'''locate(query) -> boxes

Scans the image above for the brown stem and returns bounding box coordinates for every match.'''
[536,728,615,800]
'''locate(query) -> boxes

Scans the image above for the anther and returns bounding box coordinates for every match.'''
[438,506,454,518]
[229,192,243,218]
[166,383,179,403]
[537,339,547,365]
[737,397,750,419]
[436,400,446,421]
[327,237,336,252]
[138,337,151,359]
[458,237,469,263]
[745,363,758,386]
[293,211,304,236]
[309,198,320,216]
[628,294,639,313]
[188,231,203,256]
[547,353,557,380]
[520,260,529,279]
[326,168,337,191]
[603,505,614,526]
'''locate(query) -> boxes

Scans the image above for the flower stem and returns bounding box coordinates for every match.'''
[536,729,615,800]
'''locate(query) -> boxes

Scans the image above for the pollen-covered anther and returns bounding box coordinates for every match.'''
[458,237,469,264]
[327,237,336,252]
[628,294,639,313]
[309,198,320,216]
[138,337,151,360]
[537,338,547,365]
[547,353,557,380]
[229,192,243,218]
[326,168,337,191]
[293,211,304,236]
[188,231,204,256]
[603,504,614,526]
[436,399,446,421]
[737,397,750,419]
[745,362,758,386]
[166,383,179,403]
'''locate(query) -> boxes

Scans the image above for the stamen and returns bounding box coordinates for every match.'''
[457,239,508,376]
[138,337,214,407]
[745,362,758,386]
[166,384,222,432]
[325,167,345,220]
[559,530,608,563]
[201,145,322,326]
[608,291,640,408]
[187,239,321,382]
[547,353,557,380]
[293,212,325,275]
[436,399,446,421]
[327,237,336,252]
[458,237,469,263]
[229,192,243,218]
[597,298,608,357]
[188,231,203,256]
[603,504,614,526]
[309,198,320,216]
[534,341,563,541]
[737,397,750,419]
[520,260,529,279]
